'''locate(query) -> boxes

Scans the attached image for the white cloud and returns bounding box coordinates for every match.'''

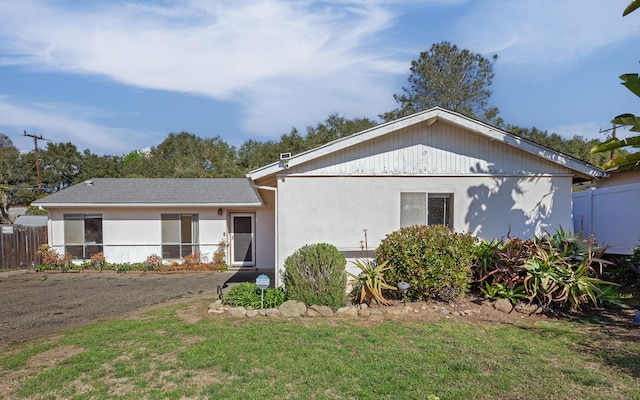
[454,0,638,65]
[0,1,402,96]
[0,0,413,140]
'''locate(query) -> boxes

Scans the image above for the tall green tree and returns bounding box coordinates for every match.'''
[77,150,122,181]
[238,114,377,172]
[304,113,376,148]
[382,41,500,125]
[590,1,640,170]
[39,142,83,193]
[148,132,243,178]
[0,133,20,222]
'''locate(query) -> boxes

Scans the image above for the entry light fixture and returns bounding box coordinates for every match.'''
[217,208,223,216]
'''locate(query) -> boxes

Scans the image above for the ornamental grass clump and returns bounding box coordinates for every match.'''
[377,225,477,302]
[283,243,347,310]
[224,283,287,309]
[347,258,396,305]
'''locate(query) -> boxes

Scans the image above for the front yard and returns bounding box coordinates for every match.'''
[0,297,638,399]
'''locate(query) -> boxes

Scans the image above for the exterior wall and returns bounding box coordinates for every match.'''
[276,175,574,274]
[573,182,640,254]
[595,169,640,188]
[46,206,273,265]
[255,202,275,270]
[288,120,569,176]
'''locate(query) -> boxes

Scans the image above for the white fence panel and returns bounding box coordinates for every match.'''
[572,182,640,255]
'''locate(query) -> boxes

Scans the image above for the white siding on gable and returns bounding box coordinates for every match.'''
[287,121,570,176]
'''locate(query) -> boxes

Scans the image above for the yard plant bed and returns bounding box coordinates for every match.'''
[0,270,638,399]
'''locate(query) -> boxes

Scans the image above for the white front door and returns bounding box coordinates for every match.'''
[231,213,255,267]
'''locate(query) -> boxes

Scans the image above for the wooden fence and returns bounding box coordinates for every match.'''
[0,225,48,270]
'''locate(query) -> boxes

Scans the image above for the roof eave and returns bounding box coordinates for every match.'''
[32,202,264,209]
[248,107,605,181]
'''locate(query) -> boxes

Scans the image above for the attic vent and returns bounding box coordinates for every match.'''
[85,180,93,186]
[279,153,291,160]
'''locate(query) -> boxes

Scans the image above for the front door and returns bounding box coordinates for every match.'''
[231,214,255,267]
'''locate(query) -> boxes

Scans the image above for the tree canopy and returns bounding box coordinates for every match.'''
[382,41,500,125]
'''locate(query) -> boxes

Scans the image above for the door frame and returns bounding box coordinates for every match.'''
[230,213,255,267]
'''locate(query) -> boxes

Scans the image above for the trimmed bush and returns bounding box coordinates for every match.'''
[283,243,347,310]
[377,225,477,302]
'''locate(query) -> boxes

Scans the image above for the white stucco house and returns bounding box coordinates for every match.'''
[33,108,604,283]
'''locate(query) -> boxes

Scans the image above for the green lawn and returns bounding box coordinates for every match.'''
[1,302,638,399]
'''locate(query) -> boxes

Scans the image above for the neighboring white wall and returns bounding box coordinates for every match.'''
[573,182,640,255]
[276,175,574,270]
[47,207,237,264]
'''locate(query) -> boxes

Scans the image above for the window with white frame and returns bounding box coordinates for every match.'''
[64,214,103,259]
[400,192,452,228]
[161,214,199,259]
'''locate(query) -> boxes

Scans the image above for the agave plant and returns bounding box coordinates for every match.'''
[347,258,396,306]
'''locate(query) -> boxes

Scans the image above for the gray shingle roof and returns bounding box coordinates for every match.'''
[32,178,263,206]
[13,215,48,226]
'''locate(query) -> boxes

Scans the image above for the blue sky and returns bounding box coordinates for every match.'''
[0,0,638,155]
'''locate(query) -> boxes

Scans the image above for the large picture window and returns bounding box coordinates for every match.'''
[400,192,452,228]
[64,214,103,259]
[161,214,199,259]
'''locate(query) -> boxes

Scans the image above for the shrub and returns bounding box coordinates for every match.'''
[473,237,532,303]
[36,244,74,272]
[90,252,106,271]
[377,225,477,302]
[473,229,625,310]
[144,254,163,271]
[183,252,201,266]
[224,283,287,309]
[213,240,228,270]
[283,243,347,310]
[224,283,262,308]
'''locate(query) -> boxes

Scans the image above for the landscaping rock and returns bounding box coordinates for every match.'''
[208,307,226,315]
[228,307,246,318]
[279,300,307,317]
[208,300,223,310]
[358,308,371,317]
[336,306,358,317]
[369,308,383,315]
[493,299,513,314]
[265,308,281,317]
[514,303,544,315]
[246,309,260,318]
[307,305,333,317]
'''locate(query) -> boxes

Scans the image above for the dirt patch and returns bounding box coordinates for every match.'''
[0,269,266,349]
[27,345,85,368]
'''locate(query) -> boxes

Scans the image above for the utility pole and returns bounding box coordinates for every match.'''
[23,131,49,196]
[610,125,616,161]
